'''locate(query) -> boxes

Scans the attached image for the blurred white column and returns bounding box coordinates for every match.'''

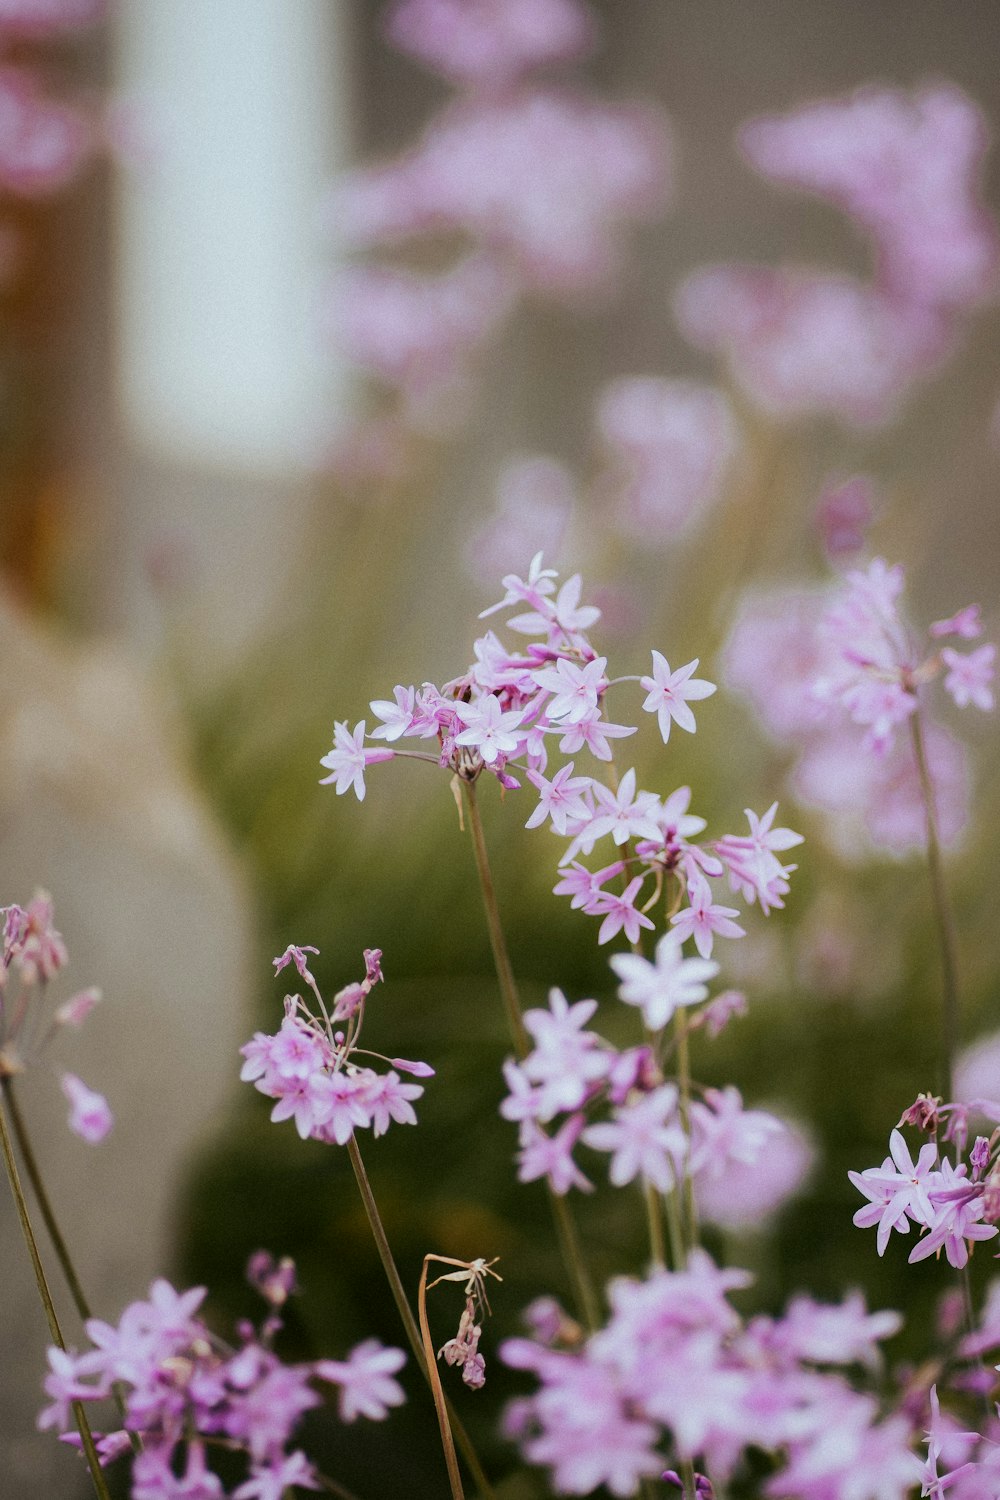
[116,0,348,473]
[112,1,354,665]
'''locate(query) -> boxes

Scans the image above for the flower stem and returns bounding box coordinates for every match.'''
[461,780,528,1058]
[909,710,960,1102]
[2,1078,140,1452]
[674,1012,699,1257]
[0,1088,111,1500]
[346,1136,494,1499]
[644,1181,666,1270]
[460,780,601,1331]
[417,1257,465,1500]
[3,1078,91,1319]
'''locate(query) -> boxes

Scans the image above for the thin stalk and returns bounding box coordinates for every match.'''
[0,1089,111,1500]
[677,1457,699,1499]
[461,780,528,1058]
[3,1078,140,1453]
[346,1137,494,1499]
[663,1185,686,1271]
[3,1077,91,1319]
[417,1258,465,1500]
[643,1181,666,1270]
[909,711,960,1103]
[674,1012,698,1258]
[548,1190,601,1332]
[461,780,601,1331]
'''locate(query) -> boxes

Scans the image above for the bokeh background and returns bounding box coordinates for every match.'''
[2,2,1000,1495]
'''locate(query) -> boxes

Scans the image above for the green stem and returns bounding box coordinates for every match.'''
[643,1181,666,1270]
[418,1258,465,1500]
[461,780,601,1331]
[674,1012,698,1258]
[3,1078,140,1453]
[346,1137,494,1499]
[548,1190,601,1332]
[909,710,960,1102]
[461,780,528,1058]
[0,1088,111,1499]
[3,1078,91,1319]
[663,1187,686,1271]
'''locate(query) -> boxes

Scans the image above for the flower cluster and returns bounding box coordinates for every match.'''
[500,978,798,1221]
[322,557,802,954]
[240,946,432,1144]
[678,83,999,427]
[503,1253,913,1497]
[39,1254,406,1498]
[725,557,994,855]
[0,893,112,1143]
[325,0,671,434]
[850,1098,1000,1271]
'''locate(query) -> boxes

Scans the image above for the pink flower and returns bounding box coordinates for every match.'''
[739,84,1000,311]
[369,685,417,741]
[517,1115,594,1195]
[931,604,982,640]
[591,875,655,946]
[316,1339,407,1422]
[669,876,745,960]
[583,1085,686,1193]
[383,0,595,88]
[676,264,948,426]
[941,643,995,711]
[464,456,575,587]
[60,1072,113,1143]
[272,945,319,984]
[610,932,718,1031]
[815,475,876,560]
[319,721,394,801]
[453,693,525,763]
[640,652,716,742]
[525,761,593,833]
[234,1451,319,1500]
[596,376,739,540]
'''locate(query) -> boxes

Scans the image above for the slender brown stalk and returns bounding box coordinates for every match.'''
[346,1137,494,1499]
[909,710,960,1103]
[2,1077,140,1453]
[0,1088,111,1500]
[461,780,528,1058]
[3,1077,91,1319]
[417,1257,466,1500]
[460,779,601,1331]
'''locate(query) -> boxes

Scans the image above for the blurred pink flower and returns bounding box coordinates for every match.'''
[464,456,576,585]
[815,475,876,561]
[60,1072,113,1143]
[675,264,948,426]
[337,89,671,296]
[326,255,515,424]
[694,1113,814,1230]
[740,84,1000,311]
[0,67,91,196]
[383,0,595,89]
[595,377,739,540]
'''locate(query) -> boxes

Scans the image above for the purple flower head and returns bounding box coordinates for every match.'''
[60,1072,113,1144]
[272,945,320,984]
[316,1339,407,1423]
[247,1252,297,1309]
[640,652,716,743]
